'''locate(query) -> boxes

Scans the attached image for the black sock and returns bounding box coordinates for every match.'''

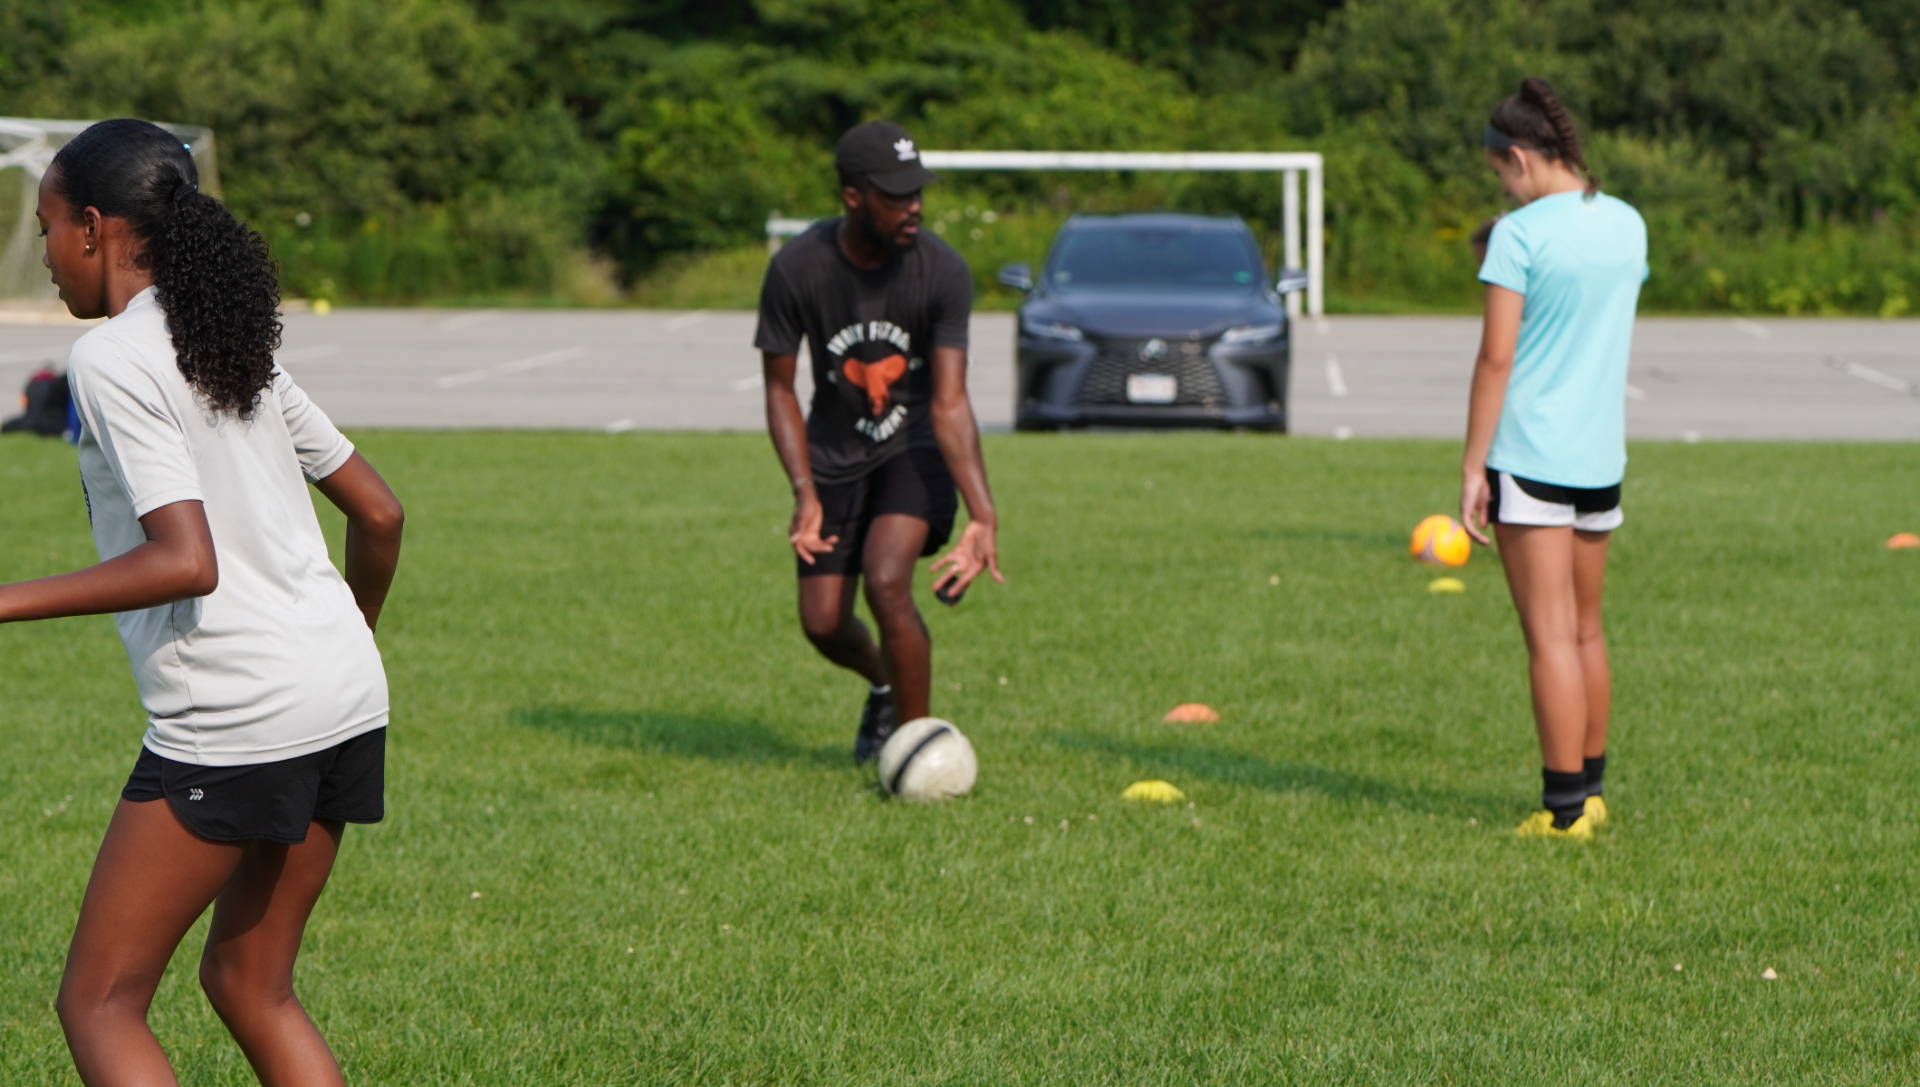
[1543,769,1587,829]
[1584,754,1606,798]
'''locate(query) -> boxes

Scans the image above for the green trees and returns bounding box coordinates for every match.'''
[2,0,605,301]
[1,0,1914,310]
[1272,0,1920,311]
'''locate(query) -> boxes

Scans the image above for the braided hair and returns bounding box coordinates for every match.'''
[1488,77,1600,198]
[52,119,282,419]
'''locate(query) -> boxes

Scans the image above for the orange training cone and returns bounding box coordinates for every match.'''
[1164,704,1221,724]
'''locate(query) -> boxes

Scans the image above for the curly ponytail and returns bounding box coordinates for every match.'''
[52,119,282,419]
[1487,77,1600,198]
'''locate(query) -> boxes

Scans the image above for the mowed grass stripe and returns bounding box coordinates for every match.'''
[1,432,1915,1085]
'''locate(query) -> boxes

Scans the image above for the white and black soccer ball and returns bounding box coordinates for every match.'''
[877,717,977,801]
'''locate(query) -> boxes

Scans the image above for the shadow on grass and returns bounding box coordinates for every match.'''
[511,708,842,767]
[1245,527,1403,548]
[1048,732,1506,818]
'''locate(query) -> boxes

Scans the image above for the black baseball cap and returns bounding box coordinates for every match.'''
[835,121,940,196]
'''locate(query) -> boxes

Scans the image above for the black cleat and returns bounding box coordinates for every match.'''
[855,689,896,764]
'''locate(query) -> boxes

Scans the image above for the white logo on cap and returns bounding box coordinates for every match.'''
[894,138,917,162]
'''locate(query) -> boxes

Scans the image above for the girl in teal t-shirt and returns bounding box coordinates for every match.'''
[1459,78,1648,841]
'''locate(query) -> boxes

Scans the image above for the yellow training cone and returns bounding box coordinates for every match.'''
[1122,780,1187,804]
[1428,577,1465,593]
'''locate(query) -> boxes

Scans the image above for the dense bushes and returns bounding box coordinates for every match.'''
[2,0,1915,312]
[3,0,604,302]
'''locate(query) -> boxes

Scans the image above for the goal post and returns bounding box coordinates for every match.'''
[0,117,220,301]
[916,150,1324,318]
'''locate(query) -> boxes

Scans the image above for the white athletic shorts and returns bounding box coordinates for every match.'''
[1486,469,1623,532]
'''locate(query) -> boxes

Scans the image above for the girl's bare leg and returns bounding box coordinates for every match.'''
[57,799,347,1087]
[1494,522,1587,773]
[1572,528,1612,759]
[57,800,243,1086]
[199,821,347,1087]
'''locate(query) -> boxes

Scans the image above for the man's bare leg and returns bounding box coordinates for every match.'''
[861,513,933,721]
[798,573,886,686]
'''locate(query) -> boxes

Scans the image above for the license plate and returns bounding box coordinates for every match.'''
[1126,373,1177,404]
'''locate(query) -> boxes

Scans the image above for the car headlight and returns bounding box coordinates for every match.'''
[1220,322,1282,345]
[1022,318,1084,342]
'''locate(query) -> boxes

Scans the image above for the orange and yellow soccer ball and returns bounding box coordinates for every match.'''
[1411,515,1471,567]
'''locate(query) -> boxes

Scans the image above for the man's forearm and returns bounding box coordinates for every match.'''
[932,401,995,524]
[764,387,813,486]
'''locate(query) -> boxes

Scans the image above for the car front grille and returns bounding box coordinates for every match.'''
[1078,335,1224,406]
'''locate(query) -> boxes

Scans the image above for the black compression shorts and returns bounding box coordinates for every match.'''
[122,728,386,844]
[800,447,957,578]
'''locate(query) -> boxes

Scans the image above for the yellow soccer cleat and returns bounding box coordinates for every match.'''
[1584,795,1609,827]
[1514,810,1595,841]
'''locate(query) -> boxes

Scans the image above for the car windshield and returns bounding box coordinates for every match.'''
[1046,225,1263,289]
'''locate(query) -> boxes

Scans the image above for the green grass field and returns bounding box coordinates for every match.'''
[1,432,1916,1085]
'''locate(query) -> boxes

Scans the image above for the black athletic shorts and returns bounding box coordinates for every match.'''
[122,728,386,844]
[800,447,957,578]
[1486,468,1623,532]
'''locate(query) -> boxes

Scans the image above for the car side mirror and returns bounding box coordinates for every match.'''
[1275,268,1309,295]
[997,262,1034,292]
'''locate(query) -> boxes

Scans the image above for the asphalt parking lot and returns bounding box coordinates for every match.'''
[1,307,1914,440]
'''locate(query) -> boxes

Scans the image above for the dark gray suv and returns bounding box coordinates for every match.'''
[1002,212,1302,431]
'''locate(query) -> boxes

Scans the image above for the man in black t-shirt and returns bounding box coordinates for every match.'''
[754,120,1003,763]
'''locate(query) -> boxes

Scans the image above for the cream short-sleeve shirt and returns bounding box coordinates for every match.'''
[68,287,388,765]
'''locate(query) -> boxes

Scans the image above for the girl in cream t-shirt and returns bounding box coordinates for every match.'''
[14,118,405,1086]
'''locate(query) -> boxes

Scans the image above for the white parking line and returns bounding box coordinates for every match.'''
[665,311,709,331]
[1732,318,1770,340]
[277,344,340,366]
[439,311,501,333]
[1625,382,1648,401]
[0,346,69,364]
[732,374,763,392]
[1831,357,1918,396]
[1324,355,1348,398]
[436,346,586,389]
[605,418,636,434]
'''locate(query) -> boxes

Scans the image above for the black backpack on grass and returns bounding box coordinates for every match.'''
[2,367,74,439]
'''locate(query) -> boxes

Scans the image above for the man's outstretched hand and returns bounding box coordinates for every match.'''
[790,492,839,564]
[930,520,1003,600]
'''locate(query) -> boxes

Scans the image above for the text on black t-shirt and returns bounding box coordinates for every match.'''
[753,220,972,484]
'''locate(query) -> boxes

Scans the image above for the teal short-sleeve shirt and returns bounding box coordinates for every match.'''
[1478,191,1649,489]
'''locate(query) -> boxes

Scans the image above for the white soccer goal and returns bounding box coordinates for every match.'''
[0,117,221,300]
[767,150,1326,317]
